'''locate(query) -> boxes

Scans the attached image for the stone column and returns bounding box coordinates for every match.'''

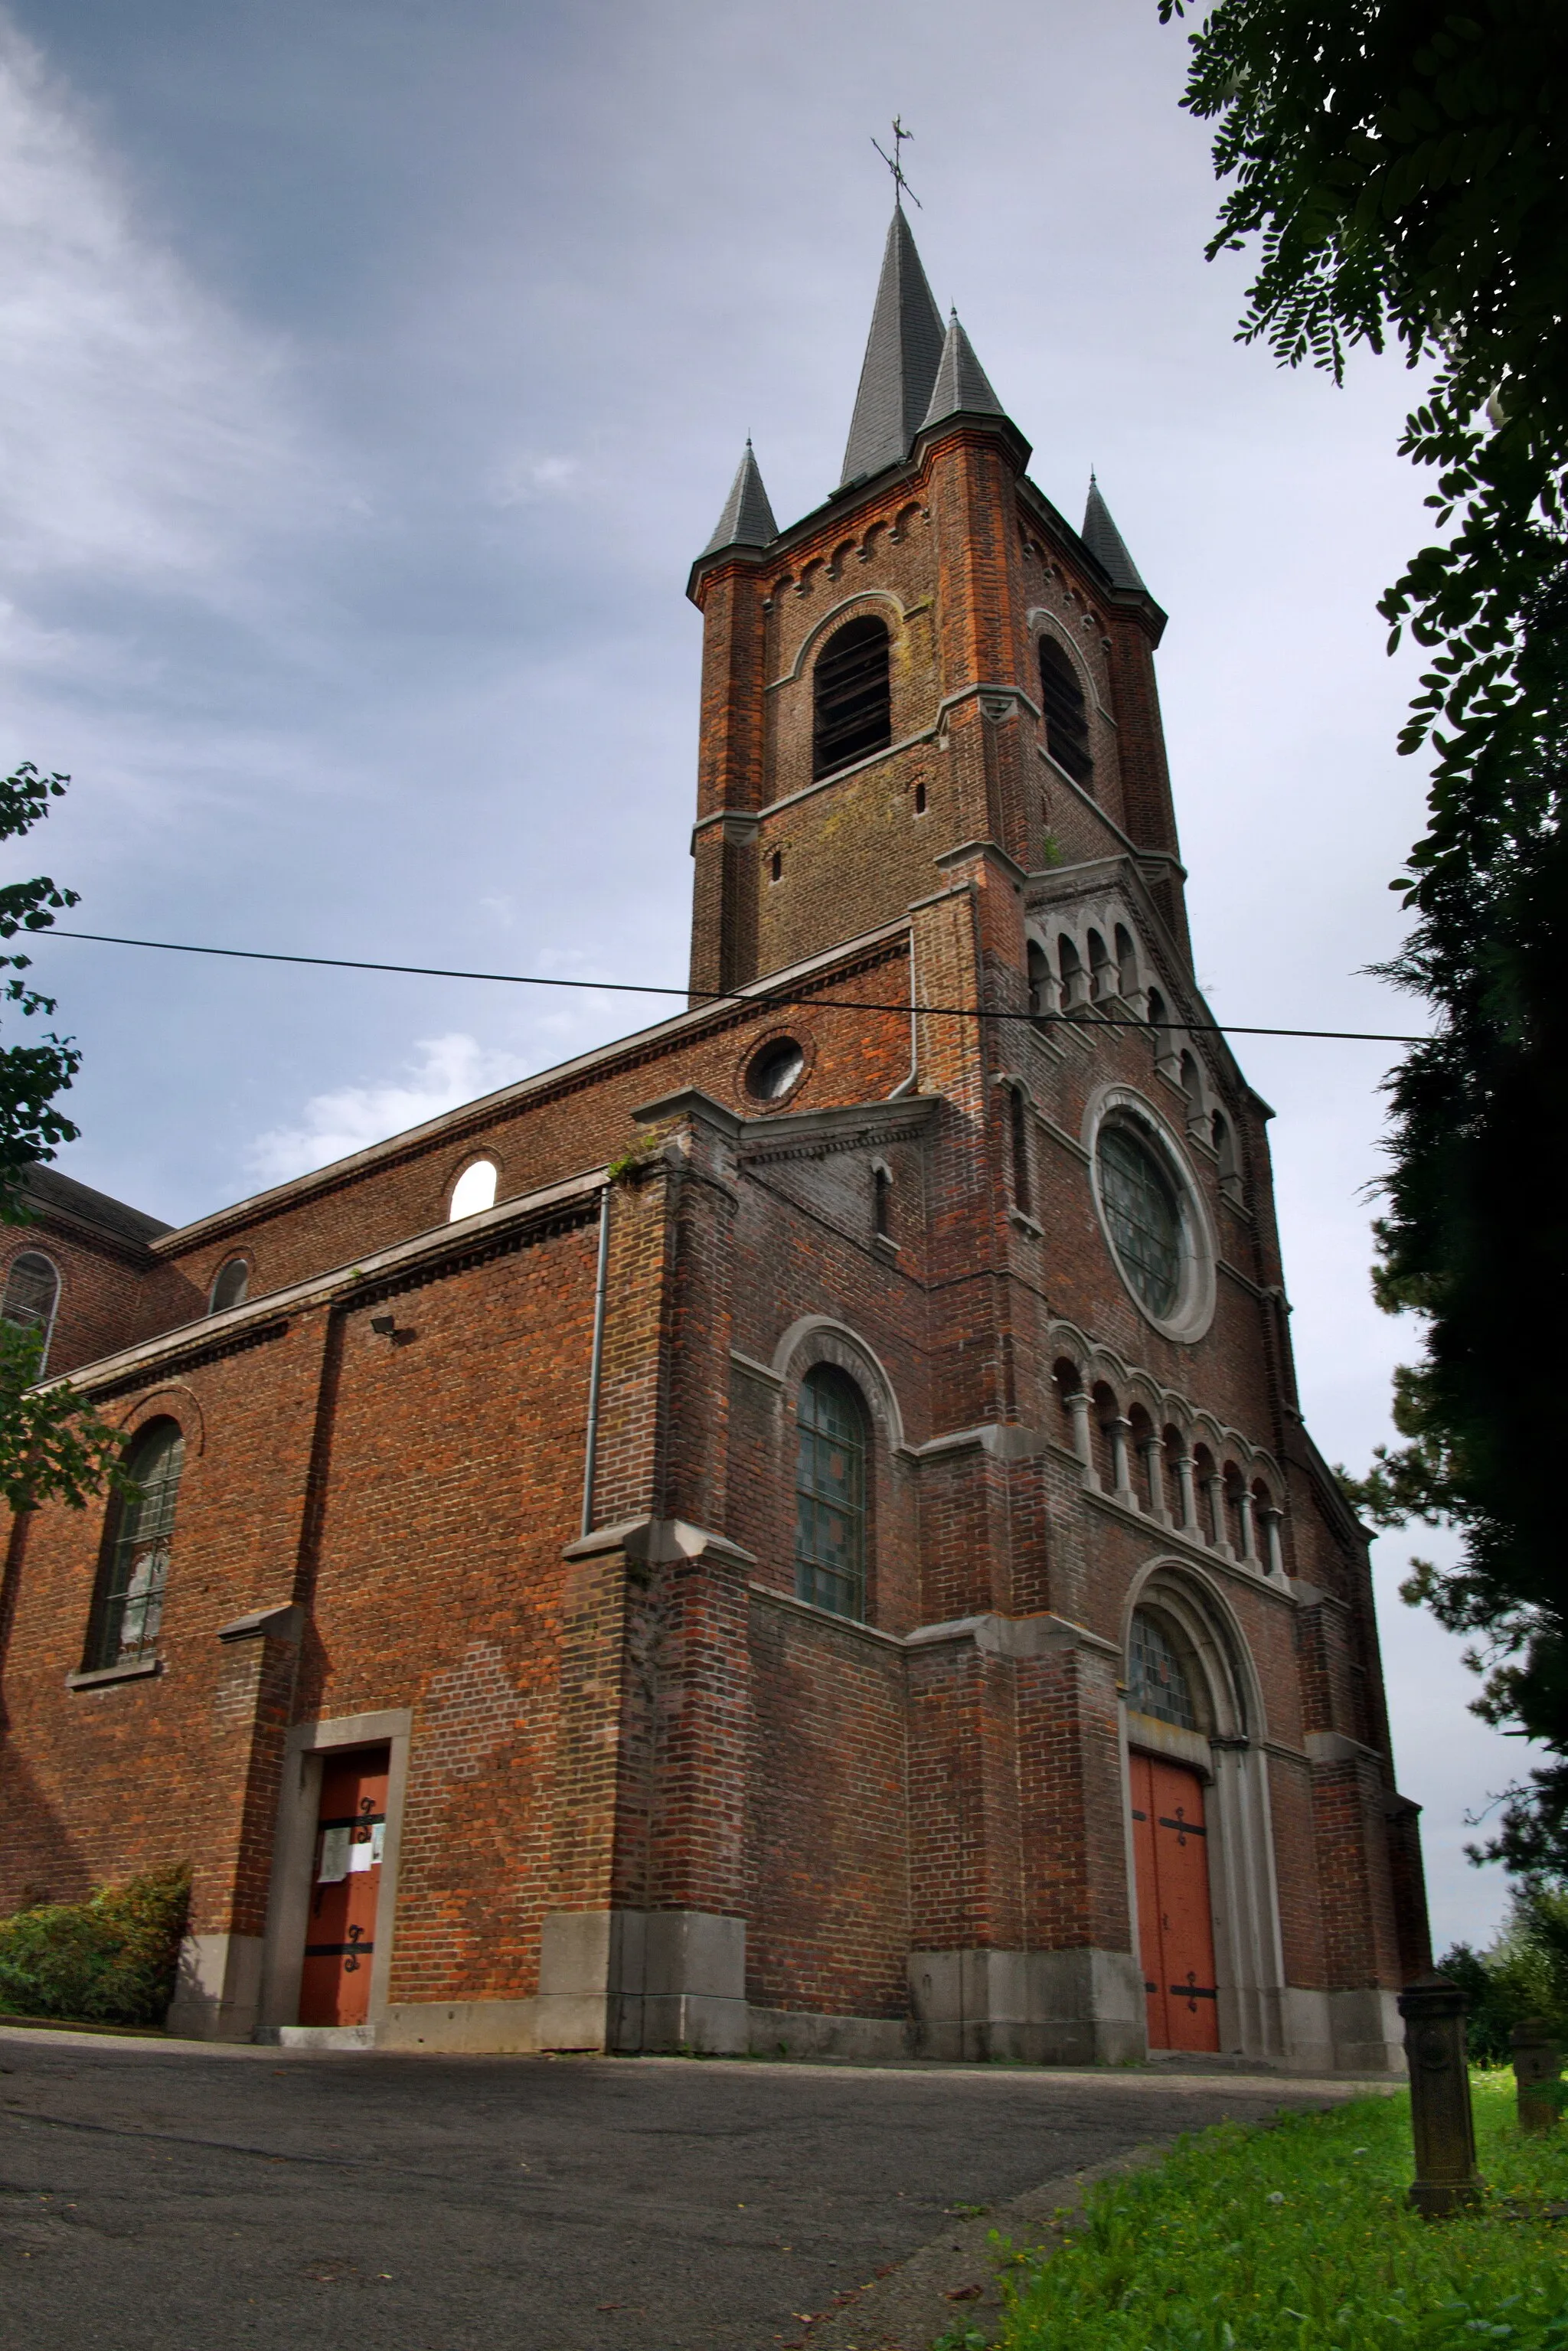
[1236,1485,1258,1565]
[1204,1466,1228,1554]
[1067,1389,1096,1487]
[1176,1448,1200,1537]
[1261,1503,1285,1581]
[1140,1432,1168,1526]
[1107,1415,1135,1504]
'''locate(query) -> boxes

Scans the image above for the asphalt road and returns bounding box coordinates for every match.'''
[0,2027,1368,2351]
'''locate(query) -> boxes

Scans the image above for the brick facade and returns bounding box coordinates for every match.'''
[0,216,1426,2067]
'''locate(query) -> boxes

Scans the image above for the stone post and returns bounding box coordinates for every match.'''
[1511,2018,1564,2136]
[1399,1974,1481,2215]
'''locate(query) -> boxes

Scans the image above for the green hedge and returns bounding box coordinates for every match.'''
[0,1863,191,2027]
[1439,1882,1568,2065]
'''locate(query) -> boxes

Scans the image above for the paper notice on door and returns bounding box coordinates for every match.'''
[371,1821,386,1866]
[347,1831,374,1874]
[317,1826,351,1883]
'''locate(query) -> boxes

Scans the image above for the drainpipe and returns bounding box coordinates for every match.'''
[580,1177,612,1539]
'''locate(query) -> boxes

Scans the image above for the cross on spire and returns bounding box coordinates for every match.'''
[871,115,921,210]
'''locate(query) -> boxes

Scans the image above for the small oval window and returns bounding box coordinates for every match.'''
[449,1159,498,1220]
[746,1038,805,1103]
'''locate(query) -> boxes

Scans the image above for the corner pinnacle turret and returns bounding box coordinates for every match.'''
[701,440,778,557]
[1081,474,1146,594]
[919,309,1004,433]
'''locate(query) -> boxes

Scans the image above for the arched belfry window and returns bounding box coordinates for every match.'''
[87,1419,185,1671]
[813,616,891,779]
[2,1249,59,1370]
[794,1365,869,1619]
[1039,638,1093,785]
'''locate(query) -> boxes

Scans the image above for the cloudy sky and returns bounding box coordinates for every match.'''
[0,0,1521,1947]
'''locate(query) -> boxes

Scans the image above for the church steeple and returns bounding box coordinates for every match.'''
[919,309,1005,433]
[701,440,778,556]
[840,209,946,485]
[1081,474,1146,593]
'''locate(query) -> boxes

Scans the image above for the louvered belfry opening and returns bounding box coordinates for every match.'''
[813,616,891,779]
[1039,638,1093,785]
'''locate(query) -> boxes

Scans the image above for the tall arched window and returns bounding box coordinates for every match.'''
[2,1249,59,1372]
[794,1366,869,1619]
[209,1257,250,1314]
[813,616,891,779]
[1039,638,1093,785]
[449,1159,498,1220]
[87,1419,185,1670]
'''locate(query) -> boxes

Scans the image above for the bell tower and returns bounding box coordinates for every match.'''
[686,207,1192,1002]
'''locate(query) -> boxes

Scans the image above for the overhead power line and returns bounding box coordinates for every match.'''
[44,928,1432,1047]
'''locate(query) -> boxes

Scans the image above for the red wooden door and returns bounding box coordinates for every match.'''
[1129,1752,1220,2052]
[299,1747,389,2027]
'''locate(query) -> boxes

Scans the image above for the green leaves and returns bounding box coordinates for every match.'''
[1161,0,1568,1877]
[0,1321,135,1517]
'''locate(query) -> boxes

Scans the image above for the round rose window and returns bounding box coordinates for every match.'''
[746,1037,805,1103]
[1096,1122,1181,1317]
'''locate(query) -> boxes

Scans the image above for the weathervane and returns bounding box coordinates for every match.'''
[871,116,922,210]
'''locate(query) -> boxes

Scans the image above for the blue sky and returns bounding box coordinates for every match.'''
[0,0,1520,1948]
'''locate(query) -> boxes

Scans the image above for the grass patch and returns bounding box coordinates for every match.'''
[983,2074,1568,2351]
[0,1864,190,2028]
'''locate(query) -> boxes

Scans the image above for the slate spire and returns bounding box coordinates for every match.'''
[840,208,946,485]
[1081,473,1146,593]
[919,308,1005,433]
[701,439,778,557]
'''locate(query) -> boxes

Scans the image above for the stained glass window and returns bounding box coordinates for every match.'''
[87,1419,185,1670]
[794,1366,867,1620]
[1129,1608,1201,1731]
[1098,1123,1181,1318]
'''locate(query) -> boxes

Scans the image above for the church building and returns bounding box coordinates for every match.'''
[0,211,1428,2069]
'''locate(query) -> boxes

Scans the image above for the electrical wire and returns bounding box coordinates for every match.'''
[44,927,1432,1046]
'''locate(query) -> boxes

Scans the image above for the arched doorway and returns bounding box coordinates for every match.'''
[1126,1610,1218,2052]
[1122,1568,1288,2062]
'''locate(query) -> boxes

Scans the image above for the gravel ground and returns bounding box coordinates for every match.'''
[0,2025,1377,2351]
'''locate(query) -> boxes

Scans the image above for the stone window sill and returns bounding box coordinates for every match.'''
[67,1655,162,1691]
[1008,1208,1044,1238]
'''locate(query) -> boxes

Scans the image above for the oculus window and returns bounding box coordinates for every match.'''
[794,1365,868,1620]
[87,1419,185,1670]
[813,616,890,779]
[1097,1122,1181,1318]
[746,1037,805,1103]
